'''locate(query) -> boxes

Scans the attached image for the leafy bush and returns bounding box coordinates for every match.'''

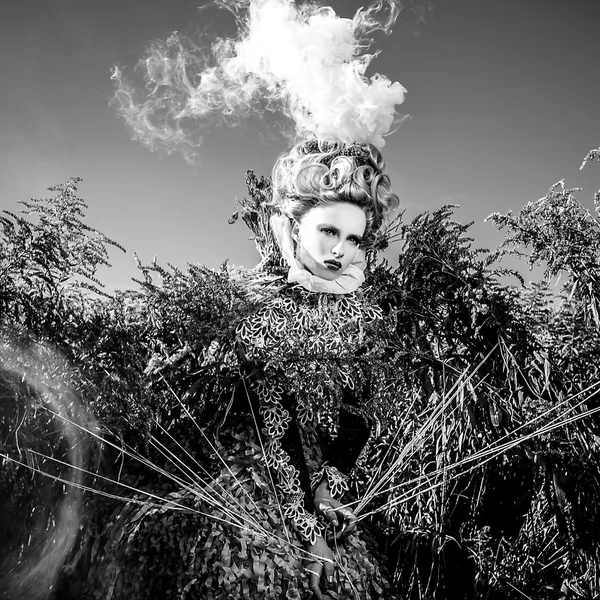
[1,151,600,599]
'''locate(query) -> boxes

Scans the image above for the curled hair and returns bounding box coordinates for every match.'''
[271,139,399,245]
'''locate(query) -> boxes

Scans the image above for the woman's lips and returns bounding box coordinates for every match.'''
[324,259,342,271]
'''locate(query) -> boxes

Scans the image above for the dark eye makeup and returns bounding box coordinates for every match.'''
[319,224,362,245]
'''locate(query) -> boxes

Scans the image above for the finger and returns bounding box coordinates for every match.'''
[335,509,357,539]
[318,502,339,527]
[306,563,324,600]
[335,523,355,540]
[340,508,357,524]
[322,557,335,588]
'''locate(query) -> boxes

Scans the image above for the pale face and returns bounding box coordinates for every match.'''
[291,203,367,281]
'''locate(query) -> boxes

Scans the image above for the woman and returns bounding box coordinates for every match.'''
[233,137,399,598]
[85,137,400,600]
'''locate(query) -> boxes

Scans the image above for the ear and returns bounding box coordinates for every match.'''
[291,220,300,242]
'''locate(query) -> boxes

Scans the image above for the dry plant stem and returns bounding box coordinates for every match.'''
[1,451,193,514]
[164,377,324,559]
[355,345,498,515]
[234,382,368,562]
[360,391,420,503]
[149,420,269,530]
[331,532,361,598]
[142,435,264,531]
[162,375,295,546]
[146,420,266,525]
[357,381,600,518]
[241,377,295,546]
[372,391,600,513]
[505,580,535,600]
[34,405,266,532]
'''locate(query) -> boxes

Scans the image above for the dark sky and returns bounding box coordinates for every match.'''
[1,0,599,291]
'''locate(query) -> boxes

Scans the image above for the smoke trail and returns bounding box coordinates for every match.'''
[111,0,424,164]
[0,339,98,600]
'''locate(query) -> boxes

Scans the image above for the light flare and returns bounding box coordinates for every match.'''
[0,340,98,600]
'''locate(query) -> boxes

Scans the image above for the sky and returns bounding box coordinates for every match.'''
[1,0,599,292]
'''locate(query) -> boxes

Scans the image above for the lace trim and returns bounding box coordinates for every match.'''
[255,379,324,544]
[284,500,324,546]
[236,287,383,432]
[235,286,385,541]
[310,464,349,499]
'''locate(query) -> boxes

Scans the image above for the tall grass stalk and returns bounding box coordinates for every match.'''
[356,345,500,516]
[356,380,600,519]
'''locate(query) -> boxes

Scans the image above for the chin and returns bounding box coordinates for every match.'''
[298,253,345,281]
[316,267,344,281]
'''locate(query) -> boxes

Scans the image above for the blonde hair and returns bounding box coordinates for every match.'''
[271,139,399,246]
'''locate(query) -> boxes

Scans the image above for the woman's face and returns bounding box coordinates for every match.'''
[292,203,366,281]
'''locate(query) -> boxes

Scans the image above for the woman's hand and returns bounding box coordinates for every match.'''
[314,480,357,541]
[304,535,334,599]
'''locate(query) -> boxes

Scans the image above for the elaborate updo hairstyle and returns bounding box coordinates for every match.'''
[271,139,399,246]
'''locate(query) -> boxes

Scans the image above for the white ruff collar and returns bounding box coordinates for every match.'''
[270,215,365,295]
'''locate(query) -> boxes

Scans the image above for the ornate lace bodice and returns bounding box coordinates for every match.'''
[234,282,385,543]
[237,283,384,430]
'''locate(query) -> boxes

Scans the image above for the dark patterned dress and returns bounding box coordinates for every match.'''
[235,281,385,545]
[86,275,397,600]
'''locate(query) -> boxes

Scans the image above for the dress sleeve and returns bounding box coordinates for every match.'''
[256,378,325,545]
[310,386,372,497]
[325,402,371,474]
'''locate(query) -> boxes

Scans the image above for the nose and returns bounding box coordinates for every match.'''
[331,241,345,257]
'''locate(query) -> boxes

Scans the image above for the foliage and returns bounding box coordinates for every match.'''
[487,176,600,327]
[0,177,123,326]
[355,154,600,599]
[0,177,156,438]
[229,171,286,273]
[85,424,393,600]
[1,150,600,600]
[0,180,154,598]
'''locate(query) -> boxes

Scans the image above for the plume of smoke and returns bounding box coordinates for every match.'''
[0,340,98,600]
[111,0,416,164]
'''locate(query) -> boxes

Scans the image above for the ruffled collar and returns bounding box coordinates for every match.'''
[270,215,365,295]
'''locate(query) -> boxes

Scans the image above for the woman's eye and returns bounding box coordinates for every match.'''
[349,237,360,246]
[321,228,337,236]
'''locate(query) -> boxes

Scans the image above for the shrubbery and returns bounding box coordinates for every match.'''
[1,151,600,599]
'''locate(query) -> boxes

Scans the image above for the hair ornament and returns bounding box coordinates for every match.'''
[299,139,374,168]
[300,138,371,159]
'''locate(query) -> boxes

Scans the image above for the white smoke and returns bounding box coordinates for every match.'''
[111,0,417,163]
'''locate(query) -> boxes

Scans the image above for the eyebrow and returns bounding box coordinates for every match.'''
[318,223,363,241]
